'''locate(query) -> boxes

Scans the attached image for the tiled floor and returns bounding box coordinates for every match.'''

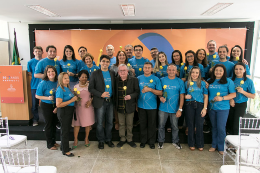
[14,140,232,173]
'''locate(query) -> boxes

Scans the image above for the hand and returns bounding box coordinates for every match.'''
[185,94,192,99]
[176,110,182,118]
[176,71,180,77]
[71,96,78,102]
[85,100,92,108]
[236,87,244,94]
[124,95,131,100]
[143,57,147,59]
[201,108,207,117]
[160,97,166,103]
[68,72,75,77]
[130,69,135,76]
[205,81,209,89]
[242,59,248,65]
[230,99,235,107]
[142,86,151,93]
[214,96,223,102]
[101,92,110,98]
[53,108,57,114]
[48,96,54,100]
[209,67,213,72]
[136,106,138,112]
[181,78,186,82]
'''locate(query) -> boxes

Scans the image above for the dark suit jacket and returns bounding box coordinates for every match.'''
[88,69,115,108]
[115,75,140,114]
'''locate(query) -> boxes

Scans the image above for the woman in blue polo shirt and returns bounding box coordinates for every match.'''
[171,50,184,77]
[227,62,255,135]
[56,72,78,157]
[153,52,169,78]
[185,66,208,151]
[60,45,82,89]
[80,53,100,78]
[208,64,236,155]
[36,65,59,150]
[195,49,210,80]
[180,50,205,82]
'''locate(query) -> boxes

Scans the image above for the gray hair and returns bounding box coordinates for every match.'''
[167,63,177,70]
[106,44,114,51]
[207,40,217,47]
[118,64,127,69]
[124,44,133,49]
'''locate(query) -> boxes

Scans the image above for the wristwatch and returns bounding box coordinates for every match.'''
[204,107,207,110]
[178,108,183,112]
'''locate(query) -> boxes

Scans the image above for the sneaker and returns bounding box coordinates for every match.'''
[117,141,126,148]
[203,126,210,133]
[127,141,137,148]
[158,142,163,149]
[33,122,38,126]
[172,142,182,149]
[105,141,115,148]
[56,124,61,129]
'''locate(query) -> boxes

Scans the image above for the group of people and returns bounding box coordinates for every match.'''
[27,40,255,157]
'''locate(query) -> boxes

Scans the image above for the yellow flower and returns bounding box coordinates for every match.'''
[127,63,130,67]
[94,69,96,71]
[123,86,127,90]
[240,80,244,85]
[160,66,163,70]
[106,85,110,89]
[139,68,142,71]
[77,91,80,95]
[163,85,167,89]
[150,79,153,83]
[213,55,216,59]
[207,53,209,56]
[236,57,239,61]
[54,58,57,61]
[100,49,103,53]
[74,88,77,91]
[190,82,194,86]
[119,46,122,50]
[181,63,184,66]
[217,92,220,96]
[67,63,70,66]
[49,90,53,95]
[184,66,187,70]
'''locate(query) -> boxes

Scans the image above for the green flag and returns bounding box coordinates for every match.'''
[12,29,20,65]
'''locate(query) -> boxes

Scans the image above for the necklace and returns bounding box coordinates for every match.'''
[79,83,87,87]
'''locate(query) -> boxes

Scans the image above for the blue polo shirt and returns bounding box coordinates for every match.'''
[185,81,208,103]
[129,57,149,77]
[208,78,236,110]
[60,59,82,82]
[180,63,205,79]
[159,77,185,113]
[150,59,156,67]
[35,57,61,75]
[233,77,255,103]
[137,74,162,109]
[231,60,251,75]
[102,71,112,97]
[56,86,75,106]
[155,65,168,78]
[27,58,41,89]
[36,80,57,104]
[80,65,100,77]
[211,60,235,78]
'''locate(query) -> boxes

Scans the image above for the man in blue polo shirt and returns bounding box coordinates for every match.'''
[27,46,43,126]
[35,45,61,79]
[124,44,135,60]
[150,47,159,67]
[78,46,96,68]
[106,44,116,68]
[138,62,162,149]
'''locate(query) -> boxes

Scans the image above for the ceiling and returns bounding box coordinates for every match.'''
[0,0,260,22]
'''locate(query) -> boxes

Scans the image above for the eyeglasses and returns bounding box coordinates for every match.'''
[134,49,142,52]
[151,51,158,54]
[119,70,128,73]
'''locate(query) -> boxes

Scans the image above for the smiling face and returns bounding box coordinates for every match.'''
[191,68,200,80]
[47,48,57,60]
[84,56,93,66]
[65,48,73,59]
[214,67,224,79]
[218,47,228,60]
[118,65,128,80]
[167,65,177,78]
[100,58,110,71]
[106,46,114,57]
[125,46,133,58]
[159,53,166,64]
[62,74,70,86]
[234,65,245,78]
[118,52,126,63]
[134,46,143,58]
[79,73,88,85]
[47,68,56,80]
[186,53,194,64]
[197,50,206,61]
[172,52,181,63]
[207,41,216,53]
[78,48,87,58]
[232,47,241,59]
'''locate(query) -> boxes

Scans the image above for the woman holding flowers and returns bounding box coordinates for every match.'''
[185,66,208,151]
[171,50,183,77]
[208,64,236,155]
[72,70,95,148]
[227,62,255,135]
[80,53,100,78]
[56,72,78,157]
[153,52,169,78]
[60,45,82,89]
[36,65,59,150]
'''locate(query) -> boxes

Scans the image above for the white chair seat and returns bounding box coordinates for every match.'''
[17,166,57,173]
[0,164,22,173]
[241,149,260,165]
[0,135,27,147]
[226,135,260,149]
[219,165,260,173]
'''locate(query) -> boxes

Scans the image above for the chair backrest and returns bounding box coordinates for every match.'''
[0,147,39,173]
[0,117,10,147]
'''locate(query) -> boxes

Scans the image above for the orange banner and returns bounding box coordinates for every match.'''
[0,66,24,103]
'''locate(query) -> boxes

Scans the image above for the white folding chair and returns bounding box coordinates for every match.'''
[223,118,260,164]
[0,117,27,148]
[0,147,57,173]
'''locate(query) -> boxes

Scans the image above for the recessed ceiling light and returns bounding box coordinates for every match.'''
[120,4,135,16]
[201,3,233,16]
[27,5,60,17]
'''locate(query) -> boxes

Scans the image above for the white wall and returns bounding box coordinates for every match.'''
[0,20,9,39]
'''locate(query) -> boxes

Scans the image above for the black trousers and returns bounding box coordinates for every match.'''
[41,102,58,149]
[138,108,157,144]
[227,102,247,135]
[57,106,74,154]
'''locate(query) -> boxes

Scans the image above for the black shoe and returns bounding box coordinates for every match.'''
[149,144,155,149]
[127,141,137,148]
[60,147,72,151]
[117,141,126,147]
[63,153,74,157]
[105,141,114,148]
[98,142,104,149]
[140,143,145,148]
[56,124,61,130]
[158,142,163,149]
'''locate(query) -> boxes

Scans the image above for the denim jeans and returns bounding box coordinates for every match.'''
[94,100,114,142]
[209,109,229,151]
[185,101,204,148]
[31,89,39,122]
[158,110,179,143]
